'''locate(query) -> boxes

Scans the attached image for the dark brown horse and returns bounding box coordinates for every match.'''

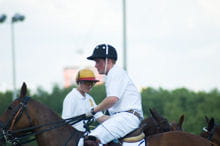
[124,112,216,146]
[141,109,217,146]
[141,108,185,137]
[0,83,84,146]
[200,116,220,146]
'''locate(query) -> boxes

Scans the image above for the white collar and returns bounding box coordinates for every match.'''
[74,88,87,100]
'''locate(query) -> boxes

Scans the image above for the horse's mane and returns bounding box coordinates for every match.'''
[20,82,62,122]
[28,99,62,121]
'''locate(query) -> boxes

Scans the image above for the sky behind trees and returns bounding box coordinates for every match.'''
[0,0,220,92]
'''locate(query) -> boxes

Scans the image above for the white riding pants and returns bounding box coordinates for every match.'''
[89,112,140,144]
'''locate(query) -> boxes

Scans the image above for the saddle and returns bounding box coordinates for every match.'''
[119,121,146,142]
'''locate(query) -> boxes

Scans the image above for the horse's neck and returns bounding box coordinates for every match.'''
[28,100,61,124]
[28,100,82,146]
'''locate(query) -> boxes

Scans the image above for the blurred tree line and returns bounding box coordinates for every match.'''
[0,84,219,134]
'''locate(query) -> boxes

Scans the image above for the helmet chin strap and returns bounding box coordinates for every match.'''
[104,58,108,75]
[104,44,109,75]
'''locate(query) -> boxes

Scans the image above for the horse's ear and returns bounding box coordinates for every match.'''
[178,114,184,127]
[149,108,161,122]
[149,108,156,119]
[208,118,215,131]
[149,108,153,115]
[205,116,209,123]
[20,82,27,98]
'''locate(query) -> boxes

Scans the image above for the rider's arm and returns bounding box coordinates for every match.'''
[93,96,119,113]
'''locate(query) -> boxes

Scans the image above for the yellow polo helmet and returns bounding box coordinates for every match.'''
[76,69,99,83]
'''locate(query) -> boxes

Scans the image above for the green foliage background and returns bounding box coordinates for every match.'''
[0,84,219,135]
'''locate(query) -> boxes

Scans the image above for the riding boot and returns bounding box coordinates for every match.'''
[84,136,99,146]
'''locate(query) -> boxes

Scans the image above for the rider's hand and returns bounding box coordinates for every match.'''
[86,108,96,118]
[85,111,93,117]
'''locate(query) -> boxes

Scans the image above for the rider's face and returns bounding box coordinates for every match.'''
[94,59,106,74]
[79,81,95,93]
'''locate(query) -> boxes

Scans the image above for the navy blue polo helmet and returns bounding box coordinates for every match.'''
[87,44,117,61]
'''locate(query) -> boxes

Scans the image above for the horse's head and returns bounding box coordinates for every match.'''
[0,82,33,144]
[1,83,84,146]
[141,108,171,137]
[200,116,220,145]
[141,116,160,137]
[149,108,171,131]
[170,114,184,131]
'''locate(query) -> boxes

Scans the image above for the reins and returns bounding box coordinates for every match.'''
[6,114,91,145]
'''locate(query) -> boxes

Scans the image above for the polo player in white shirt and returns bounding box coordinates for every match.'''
[62,69,108,146]
[84,44,144,145]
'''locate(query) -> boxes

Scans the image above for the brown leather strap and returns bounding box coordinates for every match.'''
[126,110,142,120]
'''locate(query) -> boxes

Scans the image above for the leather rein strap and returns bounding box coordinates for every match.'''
[6,96,32,130]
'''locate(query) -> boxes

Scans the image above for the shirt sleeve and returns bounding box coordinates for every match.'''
[106,70,128,99]
[61,93,77,119]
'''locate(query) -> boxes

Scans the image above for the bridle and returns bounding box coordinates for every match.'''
[5,96,33,131]
[202,124,219,141]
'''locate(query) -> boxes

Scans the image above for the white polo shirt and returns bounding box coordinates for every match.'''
[62,88,103,132]
[105,65,143,118]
